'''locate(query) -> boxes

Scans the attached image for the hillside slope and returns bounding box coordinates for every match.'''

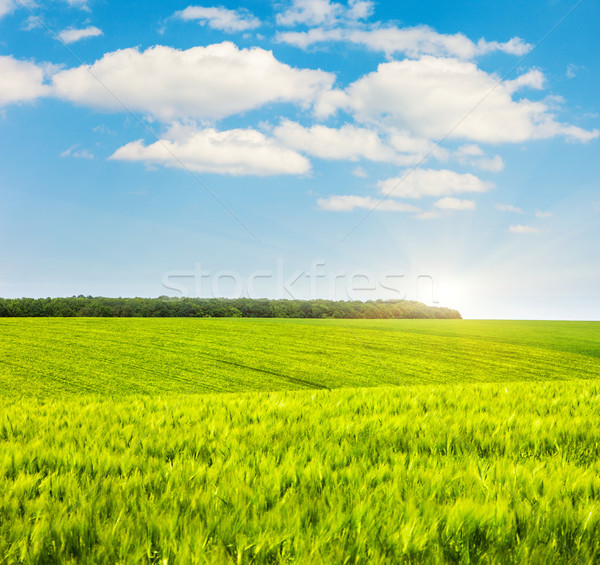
[1,318,598,397]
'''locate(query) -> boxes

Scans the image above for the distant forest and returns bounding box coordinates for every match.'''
[0,297,461,319]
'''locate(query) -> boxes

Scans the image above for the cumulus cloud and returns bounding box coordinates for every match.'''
[535,210,553,218]
[0,55,50,106]
[318,168,486,214]
[58,26,103,44]
[496,203,523,213]
[273,120,449,166]
[277,0,340,26]
[316,56,598,144]
[387,129,449,161]
[377,168,493,199]
[274,120,394,161]
[455,144,504,172]
[434,197,475,210]
[503,69,545,94]
[509,224,540,234]
[317,195,420,212]
[278,25,531,59]
[176,6,260,32]
[277,0,373,27]
[472,154,504,172]
[52,42,335,122]
[109,125,311,176]
[273,120,442,165]
[277,28,342,48]
[474,36,532,57]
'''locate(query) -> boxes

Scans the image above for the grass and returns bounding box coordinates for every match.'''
[1,318,600,563]
[1,318,599,396]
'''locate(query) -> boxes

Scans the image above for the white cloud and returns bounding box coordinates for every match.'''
[65,0,91,8]
[455,144,504,172]
[277,0,340,26]
[317,194,420,212]
[3,0,83,19]
[52,43,335,122]
[274,120,395,161]
[278,25,531,59]
[474,36,532,57]
[316,56,599,144]
[566,64,582,79]
[474,154,504,172]
[387,129,449,161]
[93,123,115,135]
[503,69,545,94]
[377,168,493,199]
[273,120,448,166]
[22,15,42,30]
[277,0,373,27]
[346,0,373,20]
[109,125,311,176]
[535,210,553,218]
[318,165,487,216]
[416,210,442,220]
[176,6,260,32]
[457,145,482,158]
[60,145,94,159]
[434,197,475,210]
[0,0,15,18]
[58,26,103,44]
[352,166,367,178]
[496,203,523,213]
[509,224,540,234]
[0,55,50,106]
[277,28,342,48]
[273,120,442,165]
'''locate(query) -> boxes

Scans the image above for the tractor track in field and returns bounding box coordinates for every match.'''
[0,327,331,393]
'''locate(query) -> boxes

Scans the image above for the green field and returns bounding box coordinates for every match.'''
[1,318,599,396]
[1,319,600,563]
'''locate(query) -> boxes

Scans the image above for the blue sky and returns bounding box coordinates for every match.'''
[0,0,598,319]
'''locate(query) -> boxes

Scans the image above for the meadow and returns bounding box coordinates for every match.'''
[1,318,599,397]
[1,318,600,563]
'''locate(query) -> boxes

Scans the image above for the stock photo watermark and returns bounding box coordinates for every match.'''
[162,261,440,303]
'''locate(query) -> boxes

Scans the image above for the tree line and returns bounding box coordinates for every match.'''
[0,296,462,319]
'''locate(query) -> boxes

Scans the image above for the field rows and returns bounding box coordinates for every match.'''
[1,318,599,397]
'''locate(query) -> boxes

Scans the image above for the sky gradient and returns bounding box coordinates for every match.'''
[0,0,599,319]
